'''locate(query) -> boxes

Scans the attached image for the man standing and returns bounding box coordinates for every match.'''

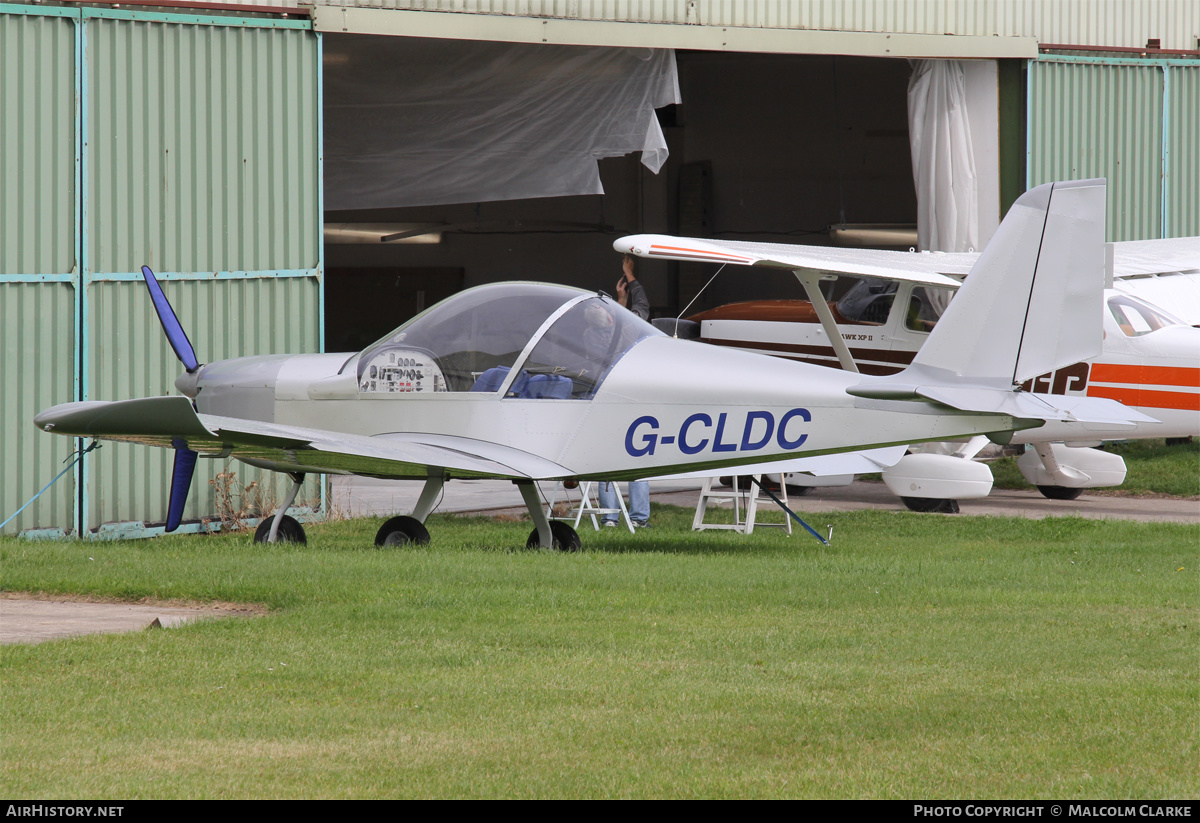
[601,255,651,528]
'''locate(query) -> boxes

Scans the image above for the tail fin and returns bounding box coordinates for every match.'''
[849,179,1154,427]
[911,178,1106,387]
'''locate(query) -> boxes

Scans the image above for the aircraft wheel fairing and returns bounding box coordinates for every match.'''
[375,516,431,547]
[900,497,960,514]
[527,521,581,552]
[254,514,307,544]
[1036,485,1084,501]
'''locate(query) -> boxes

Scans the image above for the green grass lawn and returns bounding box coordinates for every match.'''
[2,504,1196,799]
[990,438,1200,497]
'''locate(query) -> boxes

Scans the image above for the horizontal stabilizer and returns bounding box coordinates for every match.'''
[848,377,1158,428]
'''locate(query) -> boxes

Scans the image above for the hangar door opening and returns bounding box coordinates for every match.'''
[321,35,997,336]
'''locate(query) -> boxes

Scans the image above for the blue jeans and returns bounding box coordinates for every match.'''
[598,480,649,524]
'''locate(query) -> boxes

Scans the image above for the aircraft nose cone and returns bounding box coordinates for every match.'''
[175,369,201,398]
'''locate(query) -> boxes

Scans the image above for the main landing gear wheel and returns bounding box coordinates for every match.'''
[1037,485,1084,501]
[901,497,960,514]
[784,484,814,497]
[254,514,307,544]
[375,516,431,547]
[527,520,582,552]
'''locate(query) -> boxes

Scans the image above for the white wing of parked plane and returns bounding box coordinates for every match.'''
[613,235,971,287]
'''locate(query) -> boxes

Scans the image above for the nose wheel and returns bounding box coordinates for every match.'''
[253,514,307,544]
[253,473,308,543]
[375,515,432,547]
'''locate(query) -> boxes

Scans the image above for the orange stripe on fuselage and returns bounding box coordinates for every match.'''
[1086,385,1200,412]
[1089,363,1200,388]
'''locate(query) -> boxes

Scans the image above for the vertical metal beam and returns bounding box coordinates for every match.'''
[1160,64,1170,239]
[76,8,88,537]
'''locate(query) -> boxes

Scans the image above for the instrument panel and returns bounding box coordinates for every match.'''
[358,347,447,393]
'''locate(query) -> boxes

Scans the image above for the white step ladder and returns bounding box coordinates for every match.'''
[546,481,634,532]
[692,475,792,535]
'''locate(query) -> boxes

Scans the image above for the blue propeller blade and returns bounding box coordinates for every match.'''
[166,440,198,533]
[142,266,200,373]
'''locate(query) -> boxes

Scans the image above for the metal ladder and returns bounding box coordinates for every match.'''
[692,475,792,535]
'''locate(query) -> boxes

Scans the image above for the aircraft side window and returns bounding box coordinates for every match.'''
[904,286,954,333]
[836,279,897,326]
[1107,295,1181,337]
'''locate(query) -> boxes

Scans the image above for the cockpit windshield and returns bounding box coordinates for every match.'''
[513,296,663,399]
[356,282,584,393]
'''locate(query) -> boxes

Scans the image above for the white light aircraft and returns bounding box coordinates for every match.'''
[35,179,1150,546]
[619,210,1198,510]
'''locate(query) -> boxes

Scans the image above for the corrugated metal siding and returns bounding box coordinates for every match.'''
[304,0,1200,51]
[85,276,320,529]
[0,10,77,276]
[0,282,77,534]
[85,18,320,274]
[78,12,322,533]
[1165,65,1199,238]
[0,8,78,536]
[1027,60,1163,242]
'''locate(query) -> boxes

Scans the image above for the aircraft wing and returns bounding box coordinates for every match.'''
[1111,236,1200,277]
[643,445,907,482]
[33,396,572,480]
[615,234,972,287]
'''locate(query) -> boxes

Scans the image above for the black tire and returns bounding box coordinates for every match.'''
[254,514,307,544]
[901,497,960,514]
[526,520,582,552]
[784,483,815,496]
[717,476,733,488]
[375,516,431,547]
[1037,485,1084,500]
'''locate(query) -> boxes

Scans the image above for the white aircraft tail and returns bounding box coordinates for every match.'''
[913,178,1106,386]
[851,179,1154,427]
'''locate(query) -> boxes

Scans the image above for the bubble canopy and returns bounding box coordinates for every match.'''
[355,282,663,398]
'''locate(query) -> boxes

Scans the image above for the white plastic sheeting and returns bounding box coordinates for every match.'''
[324,36,680,210]
[907,60,979,253]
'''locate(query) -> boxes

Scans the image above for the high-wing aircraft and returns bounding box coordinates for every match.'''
[35,179,1151,547]
[618,216,1198,510]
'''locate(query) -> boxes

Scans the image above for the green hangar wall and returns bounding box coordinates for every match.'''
[1028,55,1200,241]
[0,3,322,537]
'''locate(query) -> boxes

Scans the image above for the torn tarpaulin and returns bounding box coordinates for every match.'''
[324,35,681,209]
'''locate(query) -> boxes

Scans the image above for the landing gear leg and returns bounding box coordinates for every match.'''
[255,472,307,544]
[517,479,580,551]
[374,472,443,547]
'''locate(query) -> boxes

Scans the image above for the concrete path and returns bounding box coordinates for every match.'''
[0,595,259,646]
